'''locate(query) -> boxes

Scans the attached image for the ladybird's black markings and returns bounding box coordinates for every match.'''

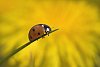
[32,28,35,31]
[38,32,40,35]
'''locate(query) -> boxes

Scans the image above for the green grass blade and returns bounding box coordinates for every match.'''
[0,29,59,65]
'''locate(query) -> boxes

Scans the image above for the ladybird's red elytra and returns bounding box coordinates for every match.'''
[28,24,51,41]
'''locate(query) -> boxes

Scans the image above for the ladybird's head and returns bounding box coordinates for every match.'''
[40,24,51,34]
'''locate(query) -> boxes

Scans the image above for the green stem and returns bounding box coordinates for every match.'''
[0,29,59,65]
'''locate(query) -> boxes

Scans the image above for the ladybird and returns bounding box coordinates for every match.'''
[28,24,51,41]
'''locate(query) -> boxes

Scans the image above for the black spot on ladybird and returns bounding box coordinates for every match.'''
[38,32,40,35]
[32,28,35,31]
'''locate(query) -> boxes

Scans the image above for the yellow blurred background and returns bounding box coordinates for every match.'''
[0,0,100,67]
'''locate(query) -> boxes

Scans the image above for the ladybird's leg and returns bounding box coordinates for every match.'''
[42,36,45,39]
[48,32,50,36]
[41,34,45,38]
[41,33,45,38]
[46,32,49,36]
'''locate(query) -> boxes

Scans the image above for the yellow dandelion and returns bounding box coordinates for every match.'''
[0,0,100,67]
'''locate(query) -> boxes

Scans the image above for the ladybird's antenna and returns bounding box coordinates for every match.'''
[0,28,59,65]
